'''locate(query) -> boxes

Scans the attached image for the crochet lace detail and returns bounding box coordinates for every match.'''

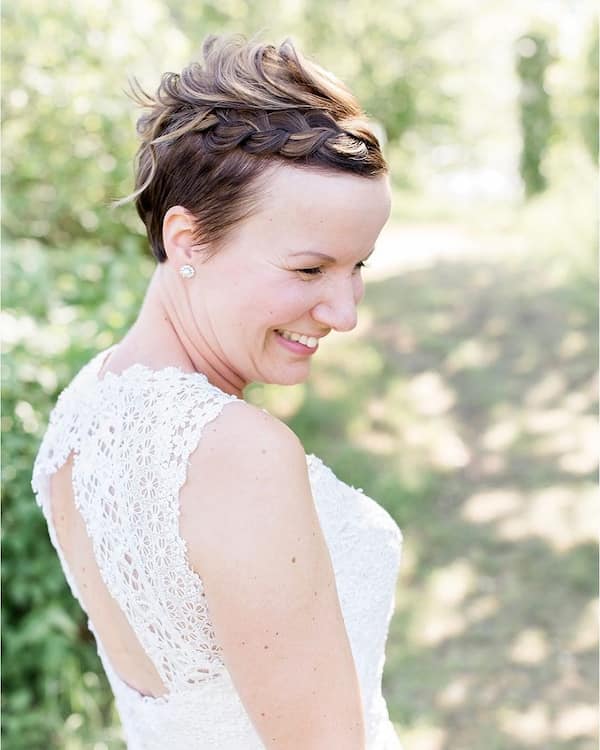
[32,354,240,694]
[32,348,403,748]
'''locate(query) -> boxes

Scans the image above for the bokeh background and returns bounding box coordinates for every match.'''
[2,1,598,748]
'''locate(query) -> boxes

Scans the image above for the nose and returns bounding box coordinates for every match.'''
[311,275,362,333]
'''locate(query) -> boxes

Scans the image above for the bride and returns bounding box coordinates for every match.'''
[32,33,403,748]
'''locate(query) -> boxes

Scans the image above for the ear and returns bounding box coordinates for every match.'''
[162,206,198,265]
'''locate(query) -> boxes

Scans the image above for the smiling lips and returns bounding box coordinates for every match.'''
[277,329,319,349]
[275,329,321,348]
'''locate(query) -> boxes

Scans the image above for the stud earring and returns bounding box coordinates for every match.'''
[179,264,195,279]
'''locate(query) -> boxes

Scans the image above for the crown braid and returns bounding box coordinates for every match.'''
[117,34,387,262]
[194,108,375,159]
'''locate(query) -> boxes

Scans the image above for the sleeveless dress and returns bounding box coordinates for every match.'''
[31,346,403,749]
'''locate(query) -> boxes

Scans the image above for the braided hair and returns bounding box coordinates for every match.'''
[119,33,387,262]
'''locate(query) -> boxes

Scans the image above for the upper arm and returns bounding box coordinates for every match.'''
[178,402,365,749]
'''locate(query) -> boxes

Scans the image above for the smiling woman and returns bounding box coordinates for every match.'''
[31,33,403,749]
[149,167,390,390]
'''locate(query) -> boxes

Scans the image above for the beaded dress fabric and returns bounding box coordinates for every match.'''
[32,347,403,749]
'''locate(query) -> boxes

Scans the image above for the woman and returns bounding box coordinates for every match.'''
[32,34,403,749]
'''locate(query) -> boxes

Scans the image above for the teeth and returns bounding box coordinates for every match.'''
[278,330,318,348]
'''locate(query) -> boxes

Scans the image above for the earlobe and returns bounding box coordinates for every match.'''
[162,206,197,264]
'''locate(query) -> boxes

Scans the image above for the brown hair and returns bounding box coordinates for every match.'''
[120,33,388,262]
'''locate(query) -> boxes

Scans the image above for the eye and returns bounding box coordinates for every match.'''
[294,261,369,278]
[295,266,323,277]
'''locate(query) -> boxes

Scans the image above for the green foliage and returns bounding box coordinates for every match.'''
[159,0,458,184]
[580,23,599,162]
[2,237,153,748]
[1,4,144,252]
[515,31,554,197]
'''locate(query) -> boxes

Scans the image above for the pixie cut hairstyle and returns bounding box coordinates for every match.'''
[121,33,388,262]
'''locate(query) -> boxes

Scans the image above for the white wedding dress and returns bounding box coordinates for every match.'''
[32,346,403,749]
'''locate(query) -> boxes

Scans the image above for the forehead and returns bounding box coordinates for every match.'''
[240,165,391,255]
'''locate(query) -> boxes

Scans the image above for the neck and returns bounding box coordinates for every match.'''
[121,265,247,398]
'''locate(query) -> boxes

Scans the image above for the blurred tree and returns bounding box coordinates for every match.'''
[515,30,554,197]
[1,2,173,746]
[161,0,457,187]
[1,1,151,254]
[580,21,599,163]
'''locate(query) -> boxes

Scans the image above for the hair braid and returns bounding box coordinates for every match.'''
[117,33,387,262]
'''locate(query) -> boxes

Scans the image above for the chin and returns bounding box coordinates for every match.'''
[264,366,311,387]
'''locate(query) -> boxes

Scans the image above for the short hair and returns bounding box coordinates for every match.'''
[120,33,388,262]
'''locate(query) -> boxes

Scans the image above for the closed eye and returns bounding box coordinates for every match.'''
[296,261,368,277]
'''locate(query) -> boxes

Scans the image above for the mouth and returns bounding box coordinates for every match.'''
[275,329,320,348]
[274,329,320,354]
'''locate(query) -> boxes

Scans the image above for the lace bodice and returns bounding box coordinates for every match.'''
[32,347,403,749]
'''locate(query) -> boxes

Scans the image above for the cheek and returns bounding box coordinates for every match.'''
[233,280,312,330]
[269,282,316,319]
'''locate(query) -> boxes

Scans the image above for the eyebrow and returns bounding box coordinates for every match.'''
[289,247,376,262]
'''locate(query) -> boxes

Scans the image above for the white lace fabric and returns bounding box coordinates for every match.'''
[32,347,403,749]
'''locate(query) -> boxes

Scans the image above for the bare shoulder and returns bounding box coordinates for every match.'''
[179,399,311,573]
[196,399,304,469]
[178,398,365,747]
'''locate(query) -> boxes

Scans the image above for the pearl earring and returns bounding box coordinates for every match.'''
[179,264,195,279]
